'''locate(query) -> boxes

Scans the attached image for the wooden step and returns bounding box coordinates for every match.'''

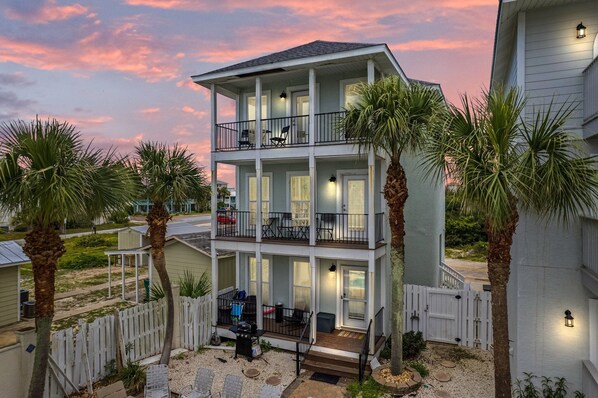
[303,358,371,379]
[304,350,360,366]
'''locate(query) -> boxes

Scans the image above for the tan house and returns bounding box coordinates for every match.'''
[0,241,29,327]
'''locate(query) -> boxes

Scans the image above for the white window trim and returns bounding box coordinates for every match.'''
[285,171,310,212]
[242,90,272,120]
[339,77,367,110]
[289,257,312,310]
[284,84,320,116]
[247,254,273,305]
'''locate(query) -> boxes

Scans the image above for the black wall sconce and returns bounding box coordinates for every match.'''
[329,263,337,272]
[279,91,287,99]
[564,309,574,327]
[329,175,337,183]
[577,22,586,39]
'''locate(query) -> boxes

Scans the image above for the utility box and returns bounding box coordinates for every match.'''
[317,312,335,333]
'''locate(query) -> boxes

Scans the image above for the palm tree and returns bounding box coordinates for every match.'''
[132,142,208,364]
[423,87,598,397]
[340,76,446,375]
[0,118,135,398]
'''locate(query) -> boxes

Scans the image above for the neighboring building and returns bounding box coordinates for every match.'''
[132,198,198,214]
[491,0,598,392]
[192,40,445,364]
[0,241,29,327]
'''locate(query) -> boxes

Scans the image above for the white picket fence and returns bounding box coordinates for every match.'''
[120,298,166,362]
[180,294,213,350]
[403,284,493,350]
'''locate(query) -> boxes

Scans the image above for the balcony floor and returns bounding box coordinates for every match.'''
[215,235,384,249]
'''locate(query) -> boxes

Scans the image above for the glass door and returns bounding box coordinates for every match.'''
[292,90,309,143]
[342,175,367,242]
[341,266,367,329]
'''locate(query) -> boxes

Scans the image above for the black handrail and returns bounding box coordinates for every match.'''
[359,319,373,383]
[216,210,255,238]
[315,212,369,244]
[295,311,314,376]
[375,212,384,243]
[262,304,310,338]
[374,307,384,343]
[314,111,347,143]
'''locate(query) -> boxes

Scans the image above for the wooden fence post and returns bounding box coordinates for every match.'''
[172,285,181,349]
[113,309,125,370]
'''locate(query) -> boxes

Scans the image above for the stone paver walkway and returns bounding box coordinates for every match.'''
[286,380,346,398]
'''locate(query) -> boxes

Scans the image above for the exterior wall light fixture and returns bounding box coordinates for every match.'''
[329,263,337,272]
[577,22,586,39]
[564,310,574,327]
[280,91,287,100]
[329,175,337,183]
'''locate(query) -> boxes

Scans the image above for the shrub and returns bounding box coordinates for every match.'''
[406,360,429,377]
[179,270,211,298]
[119,361,146,395]
[260,339,272,353]
[150,283,165,301]
[513,372,585,398]
[60,253,107,269]
[347,377,383,398]
[402,331,426,358]
[108,209,131,224]
[445,346,480,362]
[75,234,111,248]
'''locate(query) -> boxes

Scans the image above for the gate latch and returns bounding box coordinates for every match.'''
[455,294,462,299]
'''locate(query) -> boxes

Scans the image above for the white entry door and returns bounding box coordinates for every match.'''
[340,266,368,329]
[342,175,368,242]
[292,91,309,143]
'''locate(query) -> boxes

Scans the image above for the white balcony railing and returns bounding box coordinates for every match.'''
[583,57,598,124]
[439,261,466,289]
[582,216,598,275]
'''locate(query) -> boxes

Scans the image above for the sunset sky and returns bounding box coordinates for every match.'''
[0,0,499,184]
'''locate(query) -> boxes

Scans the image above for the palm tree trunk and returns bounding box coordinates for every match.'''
[23,228,65,398]
[147,203,175,365]
[384,158,408,375]
[486,210,518,398]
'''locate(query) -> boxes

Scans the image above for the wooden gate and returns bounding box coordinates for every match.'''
[426,288,461,344]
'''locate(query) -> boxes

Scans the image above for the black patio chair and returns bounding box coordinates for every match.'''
[317,213,335,241]
[239,129,253,149]
[270,126,290,147]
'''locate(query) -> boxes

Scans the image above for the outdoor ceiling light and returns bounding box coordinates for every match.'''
[329,263,337,272]
[577,22,586,39]
[329,175,337,183]
[279,91,287,100]
[564,310,574,327]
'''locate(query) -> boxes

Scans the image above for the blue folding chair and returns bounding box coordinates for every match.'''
[231,303,244,325]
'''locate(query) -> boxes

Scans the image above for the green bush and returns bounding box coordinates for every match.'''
[119,361,146,395]
[403,331,426,358]
[445,191,487,248]
[75,234,111,248]
[406,360,429,377]
[513,372,585,398]
[60,253,107,269]
[347,377,383,398]
[179,270,211,298]
[108,209,131,224]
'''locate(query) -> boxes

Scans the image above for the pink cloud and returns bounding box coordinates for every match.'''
[182,105,207,119]
[391,39,490,52]
[0,23,180,82]
[5,1,88,24]
[177,79,202,91]
[140,107,160,114]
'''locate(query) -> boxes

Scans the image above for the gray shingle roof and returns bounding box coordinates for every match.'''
[197,40,380,76]
[174,232,234,257]
[0,240,29,267]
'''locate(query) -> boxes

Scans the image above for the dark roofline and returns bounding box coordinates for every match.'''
[490,0,505,89]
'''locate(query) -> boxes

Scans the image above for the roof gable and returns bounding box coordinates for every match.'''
[0,240,29,267]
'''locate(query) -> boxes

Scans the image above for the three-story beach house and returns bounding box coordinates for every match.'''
[192,41,444,369]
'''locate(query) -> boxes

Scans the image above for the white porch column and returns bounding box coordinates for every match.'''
[211,161,217,240]
[108,255,112,298]
[235,251,240,289]
[380,254,386,336]
[121,254,125,300]
[308,68,316,146]
[135,253,139,304]
[256,158,263,242]
[255,77,262,149]
[368,150,375,249]
[256,250,263,329]
[309,155,316,246]
[211,245,219,327]
[368,251,376,353]
[210,83,217,152]
[148,253,153,289]
[367,59,375,84]
[310,251,317,342]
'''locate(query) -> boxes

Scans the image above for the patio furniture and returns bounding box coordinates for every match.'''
[181,367,215,398]
[262,216,278,238]
[144,364,170,398]
[258,384,283,398]
[278,213,294,239]
[231,302,244,325]
[317,213,335,241]
[244,295,257,323]
[96,380,135,398]
[219,374,243,398]
[270,125,290,147]
[283,304,306,329]
[238,129,252,149]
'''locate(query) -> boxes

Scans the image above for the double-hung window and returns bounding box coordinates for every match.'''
[293,260,311,311]
[248,257,270,305]
[248,175,270,225]
[289,175,309,226]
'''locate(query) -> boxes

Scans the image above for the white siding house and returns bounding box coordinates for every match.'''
[492,0,598,392]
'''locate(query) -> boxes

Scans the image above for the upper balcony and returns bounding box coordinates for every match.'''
[583,56,598,138]
[215,112,352,151]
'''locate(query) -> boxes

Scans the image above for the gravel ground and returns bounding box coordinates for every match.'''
[168,347,296,397]
[382,343,495,398]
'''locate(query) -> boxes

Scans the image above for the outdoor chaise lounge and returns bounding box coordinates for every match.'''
[181,367,215,398]
[217,374,243,398]
[144,364,170,398]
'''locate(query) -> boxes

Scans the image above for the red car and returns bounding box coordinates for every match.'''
[217,212,236,224]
